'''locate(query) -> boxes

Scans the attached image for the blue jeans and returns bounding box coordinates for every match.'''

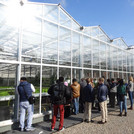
[73,97,79,114]
[119,96,127,113]
[20,101,34,129]
[128,91,133,108]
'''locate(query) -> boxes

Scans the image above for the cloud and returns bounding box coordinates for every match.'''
[128,0,134,6]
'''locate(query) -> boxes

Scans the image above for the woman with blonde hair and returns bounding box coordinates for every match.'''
[127,76,134,110]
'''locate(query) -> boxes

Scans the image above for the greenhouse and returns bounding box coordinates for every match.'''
[0,0,134,132]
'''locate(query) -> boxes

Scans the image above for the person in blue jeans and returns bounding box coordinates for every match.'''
[18,77,36,132]
[71,78,80,115]
[117,79,127,116]
[127,76,134,110]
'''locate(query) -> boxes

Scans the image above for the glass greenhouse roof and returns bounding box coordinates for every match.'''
[0,0,132,63]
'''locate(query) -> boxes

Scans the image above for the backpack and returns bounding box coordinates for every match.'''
[52,83,64,101]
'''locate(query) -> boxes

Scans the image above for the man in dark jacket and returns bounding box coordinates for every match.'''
[83,78,94,123]
[109,78,117,108]
[18,77,35,132]
[97,77,108,124]
[80,78,86,113]
[48,77,68,131]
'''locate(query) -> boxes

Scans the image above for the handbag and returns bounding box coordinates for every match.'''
[22,86,36,104]
[28,96,36,104]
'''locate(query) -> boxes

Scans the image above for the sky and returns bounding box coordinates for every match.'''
[29,0,134,46]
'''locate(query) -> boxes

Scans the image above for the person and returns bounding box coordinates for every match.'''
[116,78,121,105]
[48,77,69,131]
[64,81,73,118]
[79,78,86,113]
[117,79,127,116]
[71,78,80,115]
[107,79,112,105]
[127,76,134,110]
[18,77,36,132]
[109,78,117,108]
[83,78,94,123]
[97,77,108,124]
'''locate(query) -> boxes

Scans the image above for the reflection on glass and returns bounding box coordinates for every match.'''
[0,64,17,121]
[93,70,99,79]
[59,68,71,85]
[42,66,57,114]
[72,69,81,82]
[93,40,99,69]
[43,21,58,64]
[72,32,80,67]
[59,27,71,66]
[84,70,92,78]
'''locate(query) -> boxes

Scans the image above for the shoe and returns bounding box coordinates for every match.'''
[20,128,24,132]
[59,127,65,131]
[128,107,133,110]
[119,113,122,117]
[82,119,87,122]
[124,112,127,116]
[98,121,105,124]
[105,121,107,123]
[86,120,94,123]
[50,128,54,132]
[26,127,36,131]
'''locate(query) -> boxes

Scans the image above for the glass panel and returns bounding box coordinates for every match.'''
[118,49,123,71]
[22,17,41,63]
[131,55,134,72]
[119,73,122,79]
[72,32,80,67]
[60,9,71,27]
[44,5,58,23]
[114,72,118,79]
[43,21,58,64]
[112,47,118,70]
[72,20,80,31]
[83,70,92,78]
[72,69,81,82]
[101,71,107,79]
[0,63,17,121]
[0,3,18,61]
[83,36,92,68]
[93,70,99,79]
[127,54,131,72]
[100,42,106,69]
[107,45,112,70]
[123,52,127,71]
[107,72,112,79]
[21,65,40,114]
[92,39,99,69]
[42,66,57,113]
[59,27,71,66]
[123,73,127,83]
[99,29,110,43]
[59,68,71,85]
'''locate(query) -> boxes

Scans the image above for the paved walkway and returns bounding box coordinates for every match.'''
[3,104,120,134]
[56,108,134,134]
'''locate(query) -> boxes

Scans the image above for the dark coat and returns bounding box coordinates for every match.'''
[18,81,32,102]
[83,84,93,102]
[97,84,108,102]
[48,82,68,105]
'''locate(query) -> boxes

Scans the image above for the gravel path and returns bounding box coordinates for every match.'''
[55,109,134,134]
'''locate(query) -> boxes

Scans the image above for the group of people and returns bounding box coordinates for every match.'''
[17,75,134,132]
